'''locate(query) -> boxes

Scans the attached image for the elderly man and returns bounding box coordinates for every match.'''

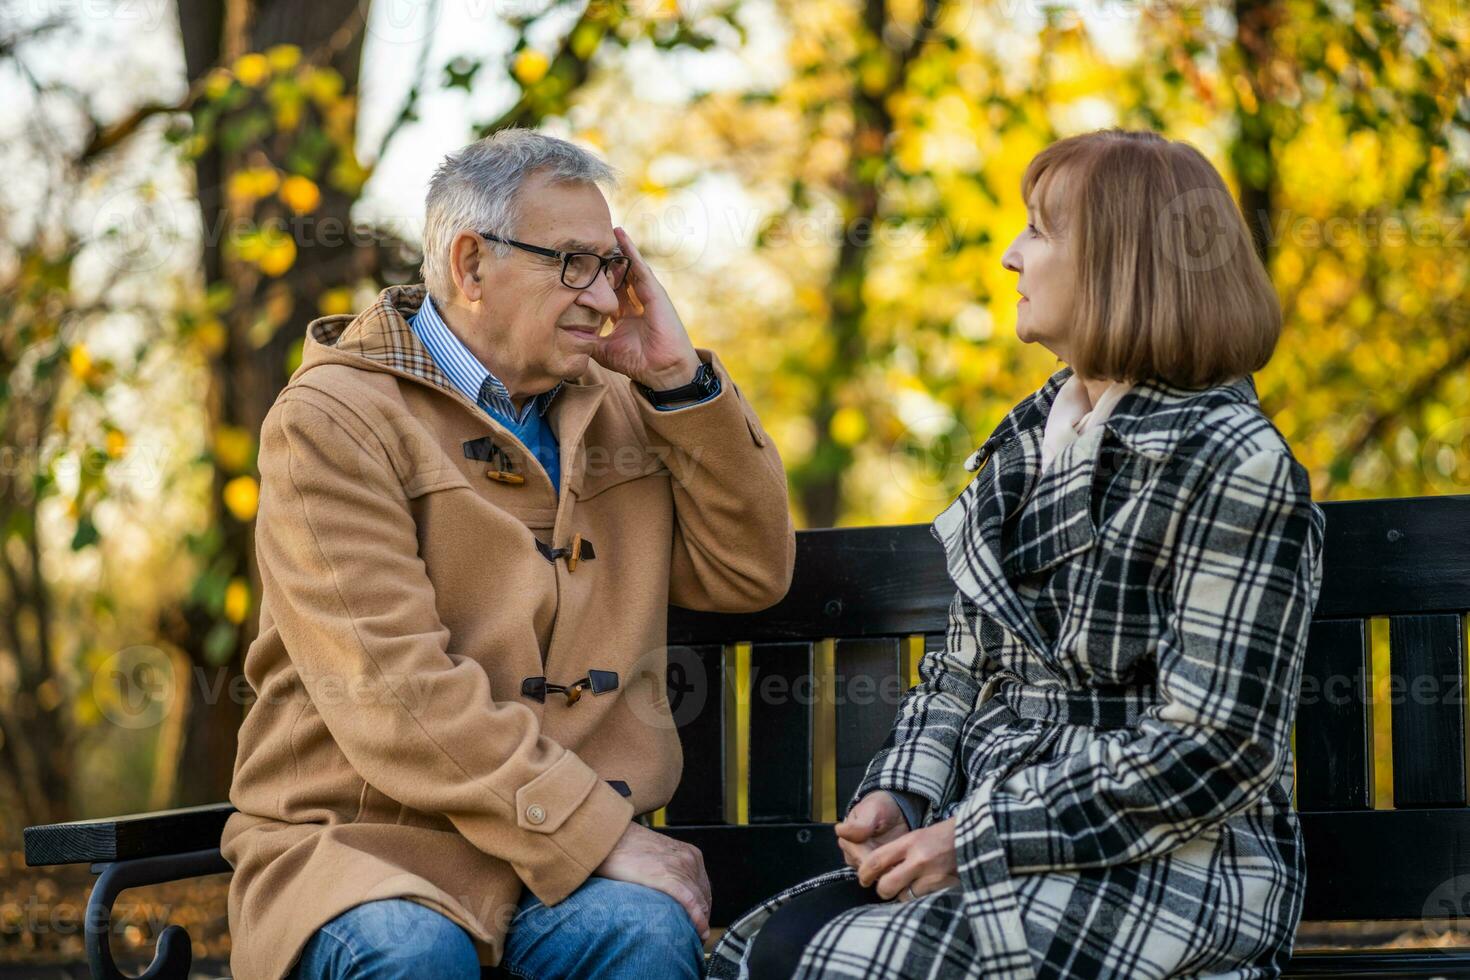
[221,129,795,980]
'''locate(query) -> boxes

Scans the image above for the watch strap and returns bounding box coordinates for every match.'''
[637,361,717,408]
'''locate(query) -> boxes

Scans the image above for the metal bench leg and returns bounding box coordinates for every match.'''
[85,847,232,980]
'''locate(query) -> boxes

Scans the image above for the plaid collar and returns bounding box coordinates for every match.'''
[306,283,454,394]
[965,366,1261,472]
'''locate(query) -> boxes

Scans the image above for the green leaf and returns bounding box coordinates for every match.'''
[71,515,99,551]
[204,621,238,665]
[444,58,481,92]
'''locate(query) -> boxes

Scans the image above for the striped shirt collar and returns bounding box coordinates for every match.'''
[408,294,562,423]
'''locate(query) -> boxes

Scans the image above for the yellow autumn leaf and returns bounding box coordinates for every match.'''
[105,430,128,459]
[266,44,301,73]
[69,344,93,379]
[203,68,234,101]
[228,167,280,206]
[859,57,890,96]
[224,578,251,624]
[215,426,254,473]
[232,230,267,264]
[318,288,354,315]
[73,695,101,727]
[279,175,320,215]
[223,476,259,522]
[304,67,345,105]
[234,52,270,88]
[895,134,926,175]
[258,236,297,277]
[830,406,868,446]
[513,49,550,86]
[329,155,369,196]
[274,101,302,131]
[195,318,227,356]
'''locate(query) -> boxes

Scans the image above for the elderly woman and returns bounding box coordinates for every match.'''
[709,129,1326,979]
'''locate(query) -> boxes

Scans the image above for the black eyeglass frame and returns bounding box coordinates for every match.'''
[479,232,632,290]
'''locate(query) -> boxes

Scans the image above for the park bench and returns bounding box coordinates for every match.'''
[24,495,1470,978]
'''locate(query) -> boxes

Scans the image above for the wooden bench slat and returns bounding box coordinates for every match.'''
[667,497,1470,647]
[1295,619,1374,811]
[669,526,949,645]
[834,637,904,813]
[664,644,730,825]
[748,642,814,823]
[1316,495,1470,618]
[1387,614,1468,808]
[1283,949,1470,978]
[1299,808,1470,919]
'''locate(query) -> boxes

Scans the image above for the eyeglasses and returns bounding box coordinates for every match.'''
[480,232,632,291]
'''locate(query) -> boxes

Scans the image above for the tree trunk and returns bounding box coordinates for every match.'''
[172,0,366,805]
[796,0,939,528]
[0,384,73,826]
[1233,0,1279,265]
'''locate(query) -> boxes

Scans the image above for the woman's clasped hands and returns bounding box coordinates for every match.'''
[834,791,961,902]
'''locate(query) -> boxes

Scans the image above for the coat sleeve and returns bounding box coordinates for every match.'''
[633,348,795,612]
[254,389,634,905]
[850,590,1001,815]
[959,449,1324,875]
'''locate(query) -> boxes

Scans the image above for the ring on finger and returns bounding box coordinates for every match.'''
[903,884,917,902]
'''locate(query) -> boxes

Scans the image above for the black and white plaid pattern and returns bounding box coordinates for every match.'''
[710,367,1326,979]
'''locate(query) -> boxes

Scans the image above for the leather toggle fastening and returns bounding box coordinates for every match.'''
[521,670,619,705]
[463,436,524,486]
[534,536,596,569]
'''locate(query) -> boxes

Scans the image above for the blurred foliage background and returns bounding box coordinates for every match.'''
[1,0,1469,964]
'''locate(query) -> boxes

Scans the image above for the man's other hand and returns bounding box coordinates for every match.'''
[593,822,712,941]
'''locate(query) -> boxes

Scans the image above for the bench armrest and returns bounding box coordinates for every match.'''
[86,848,232,980]
[24,803,237,867]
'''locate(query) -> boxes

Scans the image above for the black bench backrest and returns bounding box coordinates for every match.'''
[661,496,1470,927]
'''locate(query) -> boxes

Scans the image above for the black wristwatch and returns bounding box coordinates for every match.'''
[636,361,719,408]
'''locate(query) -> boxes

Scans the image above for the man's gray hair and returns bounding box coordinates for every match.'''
[421,129,618,303]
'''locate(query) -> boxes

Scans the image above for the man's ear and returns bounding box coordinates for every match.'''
[450,232,485,302]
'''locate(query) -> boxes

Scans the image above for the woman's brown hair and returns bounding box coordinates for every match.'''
[1022,129,1281,388]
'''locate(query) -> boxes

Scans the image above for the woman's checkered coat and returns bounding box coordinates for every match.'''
[709,367,1326,979]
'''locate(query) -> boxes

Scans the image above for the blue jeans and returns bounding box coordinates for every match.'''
[288,878,703,979]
